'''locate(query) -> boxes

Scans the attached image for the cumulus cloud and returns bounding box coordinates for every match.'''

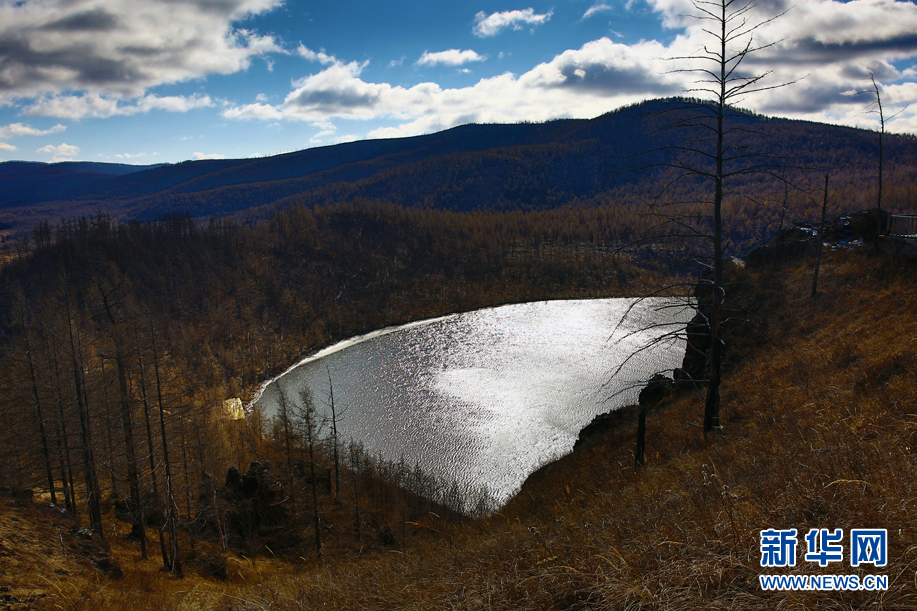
[524,38,677,94]
[472,8,553,38]
[0,142,16,151]
[224,0,917,138]
[223,37,677,135]
[634,0,917,131]
[193,152,226,160]
[37,142,79,161]
[416,49,487,67]
[0,0,283,101]
[283,60,395,118]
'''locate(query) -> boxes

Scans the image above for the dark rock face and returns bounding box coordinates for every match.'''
[225,465,241,489]
[675,312,711,384]
[639,373,675,407]
[574,374,675,450]
[574,409,631,450]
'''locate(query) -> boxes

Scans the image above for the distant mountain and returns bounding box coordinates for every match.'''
[0,161,160,206]
[2,98,915,236]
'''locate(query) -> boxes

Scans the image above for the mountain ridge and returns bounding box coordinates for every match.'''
[2,98,916,237]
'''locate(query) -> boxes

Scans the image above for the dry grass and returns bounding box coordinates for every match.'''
[7,245,917,610]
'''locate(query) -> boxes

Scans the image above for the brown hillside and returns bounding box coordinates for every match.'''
[2,244,915,610]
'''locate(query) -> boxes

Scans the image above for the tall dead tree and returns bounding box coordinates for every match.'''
[326,366,342,499]
[94,277,146,556]
[12,291,58,506]
[644,0,795,436]
[296,387,323,560]
[871,73,885,252]
[48,335,78,513]
[132,310,169,568]
[149,313,181,575]
[812,173,830,299]
[63,279,104,537]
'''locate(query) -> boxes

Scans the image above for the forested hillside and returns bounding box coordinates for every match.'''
[1,221,914,610]
[3,98,916,242]
[0,203,666,567]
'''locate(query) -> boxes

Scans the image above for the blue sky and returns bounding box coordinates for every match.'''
[2,0,917,164]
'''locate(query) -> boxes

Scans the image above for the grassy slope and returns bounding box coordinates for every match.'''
[4,245,917,610]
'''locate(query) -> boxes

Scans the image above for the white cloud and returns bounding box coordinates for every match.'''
[230,37,677,130]
[37,142,80,161]
[583,4,613,20]
[297,45,339,66]
[282,60,410,120]
[310,119,337,143]
[473,8,553,38]
[0,122,65,152]
[0,0,284,101]
[23,93,214,119]
[224,0,917,139]
[416,49,487,67]
[115,152,158,159]
[0,123,66,139]
[193,152,226,160]
[223,101,286,121]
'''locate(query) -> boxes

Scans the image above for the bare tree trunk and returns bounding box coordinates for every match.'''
[350,442,361,543]
[133,311,169,568]
[703,0,728,438]
[178,402,193,525]
[150,314,182,576]
[98,286,147,557]
[647,0,794,437]
[635,405,647,469]
[65,291,104,538]
[50,347,77,513]
[812,173,830,299]
[99,358,120,499]
[296,389,322,560]
[327,367,340,499]
[20,319,57,506]
[871,74,885,255]
[116,351,146,554]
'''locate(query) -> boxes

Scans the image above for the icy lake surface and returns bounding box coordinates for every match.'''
[252,298,690,507]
